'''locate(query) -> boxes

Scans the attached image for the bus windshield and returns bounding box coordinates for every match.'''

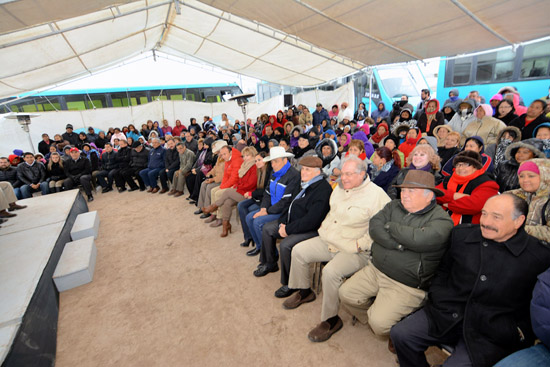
[378,69,420,99]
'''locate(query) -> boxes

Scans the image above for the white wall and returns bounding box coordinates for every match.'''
[0,82,353,155]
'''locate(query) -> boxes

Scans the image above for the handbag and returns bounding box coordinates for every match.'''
[200,164,213,176]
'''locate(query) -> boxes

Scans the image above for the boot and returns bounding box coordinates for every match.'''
[204,214,217,223]
[220,220,232,237]
[202,204,219,214]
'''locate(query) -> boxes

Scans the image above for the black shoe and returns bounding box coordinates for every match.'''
[240,239,253,247]
[118,187,127,193]
[194,209,203,215]
[87,195,94,202]
[253,263,279,277]
[199,213,211,219]
[186,197,191,201]
[189,200,197,205]
[139,187,146,192]
[102,187,112,193]
[274,285,297,298]
[246,247,261,256]
[128,187,139,192]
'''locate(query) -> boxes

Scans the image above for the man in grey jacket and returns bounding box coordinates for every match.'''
[169,143,195,197]
[339,170,453,340]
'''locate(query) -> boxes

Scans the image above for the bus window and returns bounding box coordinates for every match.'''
[521,40,550,78]
[476,49,514,83]
[377,69,419,99]
[185,93,196,101]
[452,57,472,85]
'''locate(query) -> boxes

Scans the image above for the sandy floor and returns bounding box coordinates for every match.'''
[56,189,446,367]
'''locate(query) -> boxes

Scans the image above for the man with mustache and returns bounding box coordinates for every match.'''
[390,194,550,367]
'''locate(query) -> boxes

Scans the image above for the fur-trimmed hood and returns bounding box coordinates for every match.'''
[504,138,546,161]
[496,126,522,143]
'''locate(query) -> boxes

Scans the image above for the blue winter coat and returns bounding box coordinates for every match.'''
[531,267,550,347]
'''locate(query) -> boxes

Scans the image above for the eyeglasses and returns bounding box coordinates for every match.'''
[455,163,471,168]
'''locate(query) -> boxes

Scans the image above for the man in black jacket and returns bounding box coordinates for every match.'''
[0,157,23,199]
[122,144,149,191]
[113,139,132,192]
[95,142,119,193]
[17,152,49,198]
[62,124,79,146]
[64,147,94,202]
[391,194,550,367]
[158,138,179,194]
[253,156,332,299]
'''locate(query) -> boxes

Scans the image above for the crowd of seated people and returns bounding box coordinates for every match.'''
[1,89,550,366]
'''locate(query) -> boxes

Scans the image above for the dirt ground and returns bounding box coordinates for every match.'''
[56,189,446,367]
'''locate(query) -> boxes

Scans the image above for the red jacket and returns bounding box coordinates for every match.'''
[436,176,499,224]
[220,148,243,189]
[235,165,257,195]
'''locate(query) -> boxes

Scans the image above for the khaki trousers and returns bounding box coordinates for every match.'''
[197,181,219,208]
[210,187,228,217]
[172,170,186,192]
[288,236,370,321]
[214,188,245,220]
[338,263,426,335]
[0,182,18,211]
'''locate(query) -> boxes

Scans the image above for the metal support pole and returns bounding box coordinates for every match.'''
[368,69,373,119]
[241,104,249,140]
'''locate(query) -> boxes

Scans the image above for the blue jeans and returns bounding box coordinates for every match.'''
[494,344,550,367]
[14,187,22,200]
[139,168,162,188]
[238,199,258,242]
[20,182,49,198]
[245,209,281,250]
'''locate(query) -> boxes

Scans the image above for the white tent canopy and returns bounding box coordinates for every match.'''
[1,0,550,99]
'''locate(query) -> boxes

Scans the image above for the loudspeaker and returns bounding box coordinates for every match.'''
[284,94,293,107]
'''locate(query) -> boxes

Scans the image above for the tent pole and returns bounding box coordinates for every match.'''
[368,69,373,119]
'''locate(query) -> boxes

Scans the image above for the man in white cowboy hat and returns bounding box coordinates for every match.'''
[241,146,301,256]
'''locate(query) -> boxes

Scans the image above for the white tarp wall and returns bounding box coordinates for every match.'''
[0,82,353,155]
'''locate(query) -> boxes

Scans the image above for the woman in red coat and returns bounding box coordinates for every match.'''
[398,127,422,165]
[436,150,499,225]
[202,147,258,237]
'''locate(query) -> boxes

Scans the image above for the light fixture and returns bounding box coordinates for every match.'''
[228,93,255,140]
[5,113,40,153]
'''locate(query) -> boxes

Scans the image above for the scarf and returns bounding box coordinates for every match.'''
[287,175,324,222]
[447,169,485,225]
[238,159,256,178]
[409,162,432,172]
[370,126,389,144]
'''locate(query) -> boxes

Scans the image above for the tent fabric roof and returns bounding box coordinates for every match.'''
[1,0,549,99]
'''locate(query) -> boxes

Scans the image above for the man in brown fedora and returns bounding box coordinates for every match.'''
[253,156,333,299]
[339,170,453,344]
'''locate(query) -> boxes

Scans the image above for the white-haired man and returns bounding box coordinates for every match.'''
[282,155,390,342]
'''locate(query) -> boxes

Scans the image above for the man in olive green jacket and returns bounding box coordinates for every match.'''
[339,170,454,337]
